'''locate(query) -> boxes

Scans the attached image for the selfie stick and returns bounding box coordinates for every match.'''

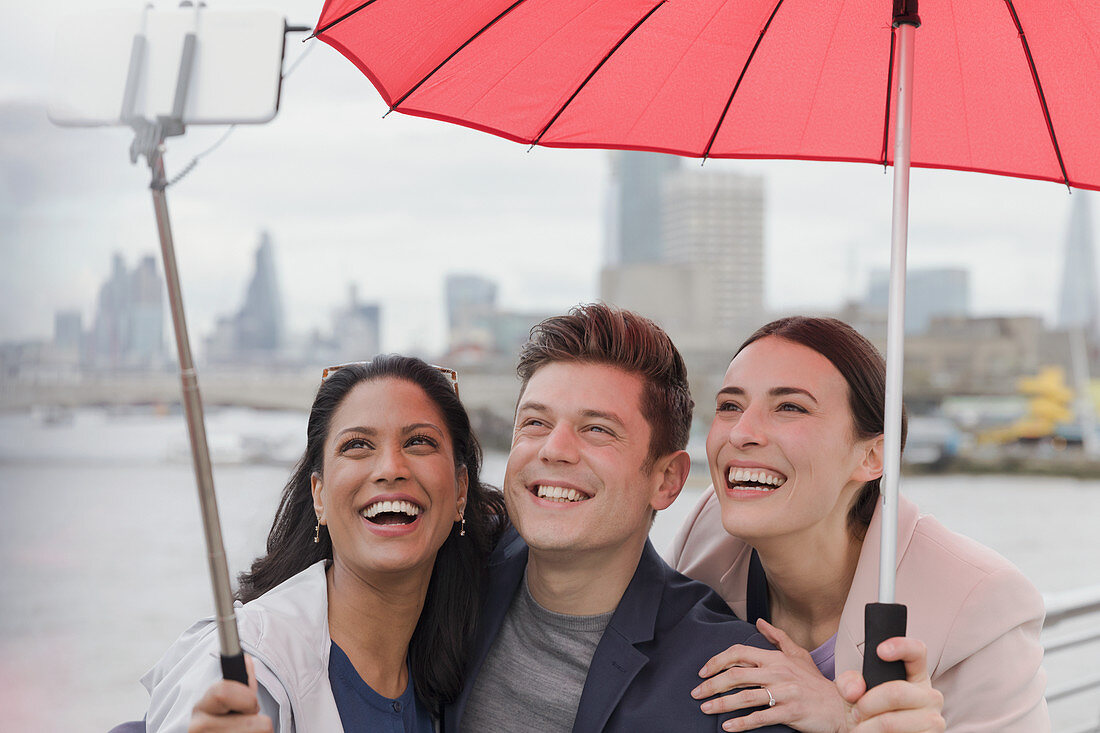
[122,3,250,684]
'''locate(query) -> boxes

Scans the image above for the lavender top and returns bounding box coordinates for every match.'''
[810,633,838,680]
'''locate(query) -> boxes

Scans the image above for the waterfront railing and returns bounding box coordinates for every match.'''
[1043,585,1100,733]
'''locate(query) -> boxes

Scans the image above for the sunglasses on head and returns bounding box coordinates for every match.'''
[320,361,459,396]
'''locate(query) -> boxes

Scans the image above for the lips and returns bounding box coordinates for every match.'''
[359,497,423,525]
[530,483,591,503]
[725,465,787,493]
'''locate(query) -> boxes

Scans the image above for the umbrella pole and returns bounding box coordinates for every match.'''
[147,141,249,687]
[863,9,919,689]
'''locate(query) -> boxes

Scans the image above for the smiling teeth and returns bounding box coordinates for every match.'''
[536,485,587,503]
[727,468,785,487]
[361,500,422,519]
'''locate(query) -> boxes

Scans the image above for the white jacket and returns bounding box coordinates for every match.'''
[142,561,343,733]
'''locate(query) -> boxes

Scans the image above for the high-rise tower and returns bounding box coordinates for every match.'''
[605,151,681,266]
[1058,195,1099,339]
[236,231,285,352]
[661,168,765,335]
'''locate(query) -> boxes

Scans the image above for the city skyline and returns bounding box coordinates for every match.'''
[3,0,1099,358]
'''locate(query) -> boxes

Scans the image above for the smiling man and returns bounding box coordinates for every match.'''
[448,303,792,733]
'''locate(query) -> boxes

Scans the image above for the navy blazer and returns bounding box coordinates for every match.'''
[444,528,793,732]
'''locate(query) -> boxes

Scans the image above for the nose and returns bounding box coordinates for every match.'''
[726,404,768,450]
[372,443,410,482]
[538,423,580,464]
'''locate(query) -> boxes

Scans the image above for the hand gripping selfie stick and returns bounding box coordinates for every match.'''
[862,0,921,690]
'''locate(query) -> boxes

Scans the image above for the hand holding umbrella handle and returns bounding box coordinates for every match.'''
[862,603,908,688]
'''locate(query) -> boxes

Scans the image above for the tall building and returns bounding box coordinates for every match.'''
[601,164,765,349]
[88,252,165,369]
[605,151,681,266]
[236,231,284,352]
[90,254,130,367]
[866,267,970,335]
[1057,195,1099,338]
[128,255,165,363]
[52,310,83,368]
[445,274,498,352]
[661,168,765,334]
[333,284,382,360]
[205,232,286,364]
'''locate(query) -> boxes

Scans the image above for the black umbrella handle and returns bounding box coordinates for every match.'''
[221,652,250,686]
[862,603,908,688]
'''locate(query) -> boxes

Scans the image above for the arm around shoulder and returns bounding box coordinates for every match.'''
[934,564,1049,733]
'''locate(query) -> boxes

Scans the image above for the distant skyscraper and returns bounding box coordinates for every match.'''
[236,231,284,352]
[445,274,498,351]
[128,255,165,363]
[661,168,765,333]
[866,267,969,335]
[204,232,287,364]
[601,165,765,346]
[53,311,82,351]
[88,252,165,369]
[605,151,681,266]
[91,254,130,367]
[334,284,382,359]
[1057,195,1099,338]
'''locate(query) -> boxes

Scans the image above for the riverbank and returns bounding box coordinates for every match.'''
[910,454,1100,479]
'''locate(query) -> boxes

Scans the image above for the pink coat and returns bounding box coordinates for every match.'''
[667,488,1049,733]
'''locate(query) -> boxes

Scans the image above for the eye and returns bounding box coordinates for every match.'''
[586,424,614,436]
[777,402,809,414]
[716,400,743,413]
[517,417,549,431]
[406,433,439,449]
[340,437,372,452]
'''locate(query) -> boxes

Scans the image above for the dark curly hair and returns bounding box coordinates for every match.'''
[236,355,506,714]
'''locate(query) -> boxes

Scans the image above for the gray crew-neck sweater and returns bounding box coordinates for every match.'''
[461,572,615,733]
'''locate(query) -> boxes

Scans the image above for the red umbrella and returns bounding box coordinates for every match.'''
[314,0,1099,190]
[312,0,1100,687]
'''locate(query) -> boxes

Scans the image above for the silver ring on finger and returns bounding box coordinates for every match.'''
[764,686,776,707]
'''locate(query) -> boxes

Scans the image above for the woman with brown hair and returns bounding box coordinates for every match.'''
[672,317,1047,732]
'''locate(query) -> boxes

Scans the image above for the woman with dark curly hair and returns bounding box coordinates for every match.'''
[141,355,506,732]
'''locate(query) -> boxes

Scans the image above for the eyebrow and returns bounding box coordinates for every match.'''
[334,422,445,439]
[717,386,819,404]
[516,402,628,428]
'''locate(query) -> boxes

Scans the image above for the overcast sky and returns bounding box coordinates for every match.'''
[2,0,1097,356]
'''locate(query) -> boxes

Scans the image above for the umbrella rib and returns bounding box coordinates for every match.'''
[390,0,531,112]
[701,0,787,162]
[530,0,669,148]
[1003,0,1071,191]
[308,0,383,41]
[879,27,898,170]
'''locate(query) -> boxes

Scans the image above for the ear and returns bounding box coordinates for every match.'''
[851,435,885,483]
[456,465,469,521]
[311,471,326,524]
[650,450,692,511]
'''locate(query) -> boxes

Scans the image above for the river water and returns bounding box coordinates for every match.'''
[1,408,1097,731]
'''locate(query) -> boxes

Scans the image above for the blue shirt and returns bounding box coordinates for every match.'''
[328,641,434,733]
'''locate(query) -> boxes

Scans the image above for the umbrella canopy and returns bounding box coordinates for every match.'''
[315,0,1100,191]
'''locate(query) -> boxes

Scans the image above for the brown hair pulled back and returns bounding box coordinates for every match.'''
[736,316,907,537]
